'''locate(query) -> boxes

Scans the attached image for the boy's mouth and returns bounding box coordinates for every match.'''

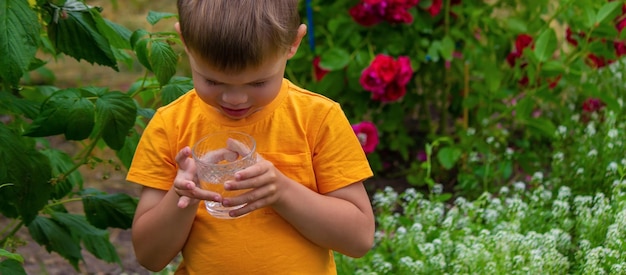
[221,106,251,118]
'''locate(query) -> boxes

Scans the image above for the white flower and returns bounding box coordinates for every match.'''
[553,152,564,161]
[571,114,580,122]
[576,168,585,174]
[586,122,596,136]
[486,136,495,144]
[587,149,598,157]
[505,147,514,157]
[608,129,618,139]
[514,181,526,192]
[467,127,476,136]
[607,162,618,172]
[557,125,567,136]
[532,172,544,182]
[433,184,443,195]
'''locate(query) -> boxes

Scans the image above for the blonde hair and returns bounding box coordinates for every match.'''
[177,0,301,72]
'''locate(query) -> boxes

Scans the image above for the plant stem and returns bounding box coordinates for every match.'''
[0,221,24,248]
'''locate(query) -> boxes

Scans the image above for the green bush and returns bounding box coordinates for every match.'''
[2,0,626,273]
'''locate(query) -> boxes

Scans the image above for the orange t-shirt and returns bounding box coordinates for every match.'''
[126,79,373,274]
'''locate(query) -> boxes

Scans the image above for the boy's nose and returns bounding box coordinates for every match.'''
[222,90,248,105]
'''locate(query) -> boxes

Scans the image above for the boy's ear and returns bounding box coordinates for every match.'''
[175,22,187,49]
[287,24,307,59]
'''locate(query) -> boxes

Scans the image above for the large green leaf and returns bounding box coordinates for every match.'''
[82,190,137,229]
[91,10,131,50]
[146,10,177,26]
[51,212,121,264]
[0,125,52,225]
[0,259,26,275]
[149,40,178,87]
[0,249,24,263]
[595,1,623,25]
[23,89,95,140]
[27,216,82,270]
[161,76,193,105]
[437,147,462,170]
[94,91,137,150]
[533,28,557,62]
[47,5,118,70]
[41,149,83,199]
[0,0,40,86]
[320,48,351,70]
[116,128,140,170]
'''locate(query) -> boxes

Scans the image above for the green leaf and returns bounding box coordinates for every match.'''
[0,92,39,119]
[116,128,140,170]
[440,36,455,61]
[437,147,462,170]
[91,10,131,50]
[506,18,528,33]
[95,92,137,150]
[0,0,41,86]
[133,37,153,71]
[41,149,83,199]
[51,212,121,264]
[524,118,556,139]
[595,1,623,25]
[541,60,565,77]
[146,10,177,25]
[47,9,118,70]
[0,249,24,263]
[82,191,137,229]
[320,48,351,70]
[534,28,557,62]
[0,125,52,225]
[23,89,96,140]
[27,216,82,270]
[161,76,193,105]
[0,259,26,275]
[149,40,178,87]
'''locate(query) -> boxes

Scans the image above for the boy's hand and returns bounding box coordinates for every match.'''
[173,146,222,208]
[221,155,290,217]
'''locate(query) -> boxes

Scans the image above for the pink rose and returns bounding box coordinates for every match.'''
[395,56,413,85]
[352,121,379,154]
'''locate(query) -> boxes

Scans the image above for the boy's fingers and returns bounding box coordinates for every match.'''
[198,148,238,164]
[175,146,192,166]
[226,138,252,156]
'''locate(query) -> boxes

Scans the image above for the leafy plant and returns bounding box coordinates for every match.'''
[289,0,626,197]
[0,0,183,273]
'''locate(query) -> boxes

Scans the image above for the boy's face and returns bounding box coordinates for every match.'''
[187,50,288,120]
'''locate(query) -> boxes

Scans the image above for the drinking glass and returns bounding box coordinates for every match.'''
[192,131,256,219]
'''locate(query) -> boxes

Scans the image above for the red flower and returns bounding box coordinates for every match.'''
[360,54,413,102]
[377,81,407,102]
[582,98,605,113]
[427,0,442,16]
[349,3,383,26]
[507,34,533,66]
[313,56,330,81]
[395,56,413,85]
[352,121,379,154]
[514,34,533,52]
[349,0,419,26]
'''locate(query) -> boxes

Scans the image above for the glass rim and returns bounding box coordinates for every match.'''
[191,131,257,166]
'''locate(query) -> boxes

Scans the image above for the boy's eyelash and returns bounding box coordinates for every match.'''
[250,82,266,87]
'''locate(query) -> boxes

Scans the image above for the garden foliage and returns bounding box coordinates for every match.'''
[1,0,626,274]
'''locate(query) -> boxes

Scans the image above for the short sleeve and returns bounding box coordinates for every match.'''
[312,103,373,194]
[126,112,177,190]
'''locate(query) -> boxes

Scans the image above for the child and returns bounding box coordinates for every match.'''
[126,0,375,274]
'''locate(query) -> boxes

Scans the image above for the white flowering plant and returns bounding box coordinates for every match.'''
[336,178,626,274]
